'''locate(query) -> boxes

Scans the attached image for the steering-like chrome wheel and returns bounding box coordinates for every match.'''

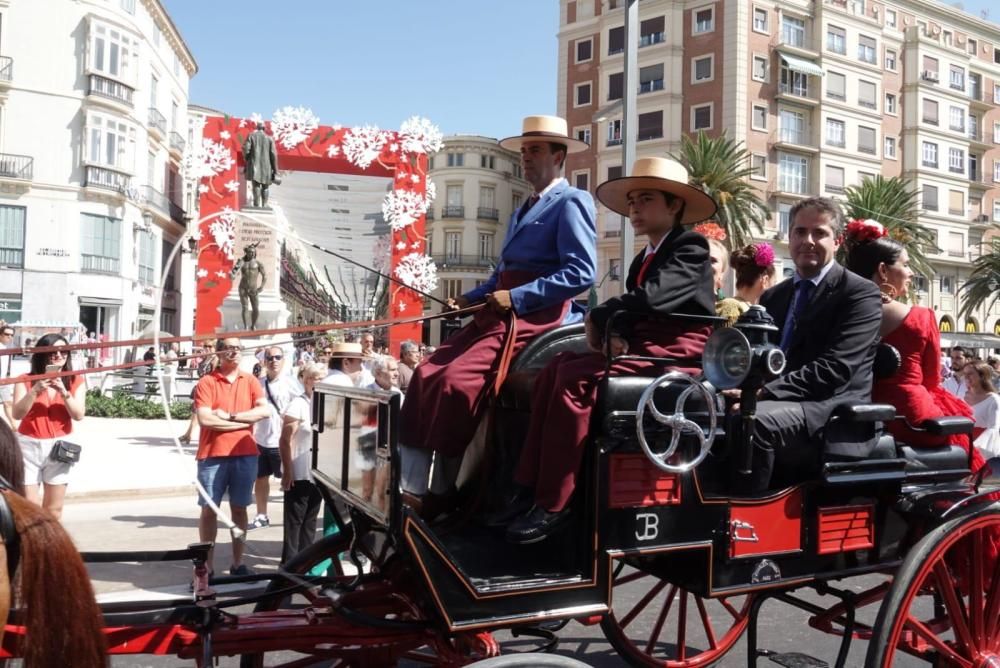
[635,371,717,473]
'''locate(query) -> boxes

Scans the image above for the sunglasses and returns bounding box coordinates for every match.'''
[50,350,67,358]
[265,355,283,361]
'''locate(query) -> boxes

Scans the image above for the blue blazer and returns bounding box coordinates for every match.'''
[464,179,597,324]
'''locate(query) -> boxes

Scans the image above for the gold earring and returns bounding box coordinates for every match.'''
[879,282,898,304]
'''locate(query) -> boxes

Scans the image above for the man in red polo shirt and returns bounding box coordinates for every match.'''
[193,336,270,577]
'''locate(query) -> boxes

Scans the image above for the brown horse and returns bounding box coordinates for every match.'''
[0,420,106,667]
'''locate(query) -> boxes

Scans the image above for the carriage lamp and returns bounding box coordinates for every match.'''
[702,306,785,390]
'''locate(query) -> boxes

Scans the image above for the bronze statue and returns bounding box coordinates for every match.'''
[243,122,279,208]
[231,242,266,330]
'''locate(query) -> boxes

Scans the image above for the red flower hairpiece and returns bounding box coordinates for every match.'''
[693,221,727,241]
[753,242,775,267]
[842,218,888,245]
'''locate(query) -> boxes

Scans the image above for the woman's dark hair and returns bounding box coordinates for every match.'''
[731,244,776,289]
[844,236,905,282]
[0,420,24,495]
[29,333,71,376]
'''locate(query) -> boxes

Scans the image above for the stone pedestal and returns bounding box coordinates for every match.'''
[220,208,289,334]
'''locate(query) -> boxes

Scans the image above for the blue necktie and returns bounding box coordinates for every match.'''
[780,280,814,352]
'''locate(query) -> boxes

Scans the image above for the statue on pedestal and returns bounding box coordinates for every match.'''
[243,122,279,208]
[231,242,267,330]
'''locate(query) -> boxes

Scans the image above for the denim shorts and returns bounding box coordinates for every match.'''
[196,455,257,508]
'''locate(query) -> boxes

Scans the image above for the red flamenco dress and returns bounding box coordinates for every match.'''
[873,305,985,471]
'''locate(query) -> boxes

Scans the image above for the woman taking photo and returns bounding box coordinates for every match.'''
[11,333,86,519]
[963,360,1000,459]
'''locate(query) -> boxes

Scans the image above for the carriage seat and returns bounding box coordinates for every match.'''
[496,324,588,411]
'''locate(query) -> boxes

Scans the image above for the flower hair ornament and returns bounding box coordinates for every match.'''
[753,242,775,268]
[841,218,888,245]
[692,221,727,241]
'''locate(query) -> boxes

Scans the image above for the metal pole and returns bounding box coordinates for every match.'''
[620,0,639,265]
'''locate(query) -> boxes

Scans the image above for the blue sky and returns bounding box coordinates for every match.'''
[163,0,998,140]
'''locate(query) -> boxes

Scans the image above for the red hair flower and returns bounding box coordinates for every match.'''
[843,218,888,244]
[693,221,727,241]
[753,242,775,267]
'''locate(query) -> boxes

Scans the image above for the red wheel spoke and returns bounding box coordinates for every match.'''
[720,597,740,619]
[933,561,976,655]
[620,580,668,630]
[971,531,986,649]
[677,589,688,661]
[695,596,719,650]
[644,585,676,655]
[904,615,974,668]
[985,547,1000,649]
[615,570,648,587]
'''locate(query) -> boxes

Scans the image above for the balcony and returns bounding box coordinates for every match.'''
[639,32,665,48]
[0,153,33,181]
[87,73,134,109]
[639,79,664,94]
[83,164,131,195]
[476,207,499,221]
[442,205,465,219]
[431,254,495,272]
[168,132,185,155]
[0,56,11,86]
[148,108,167,139]
[777,83,818,105]
[81,253,120,275]
[425,209,434,221]
[141,185,170,219]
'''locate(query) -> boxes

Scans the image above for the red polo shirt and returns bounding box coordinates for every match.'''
[193,369,263,459]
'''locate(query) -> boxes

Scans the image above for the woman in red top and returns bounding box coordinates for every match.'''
[11,333,86,519]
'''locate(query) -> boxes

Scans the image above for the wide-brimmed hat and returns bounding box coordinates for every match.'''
[329,342,363,359]
[595,157,718,225]
[498,115,589,154]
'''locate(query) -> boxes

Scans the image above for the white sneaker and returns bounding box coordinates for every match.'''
[248,515,269,530]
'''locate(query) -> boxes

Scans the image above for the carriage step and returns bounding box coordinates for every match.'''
[765,652,829,668]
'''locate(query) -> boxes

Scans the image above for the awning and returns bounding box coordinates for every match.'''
[940,332,1000,350]
[779,52,825,77]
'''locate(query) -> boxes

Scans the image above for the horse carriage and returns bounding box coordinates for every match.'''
[2,306,999,667]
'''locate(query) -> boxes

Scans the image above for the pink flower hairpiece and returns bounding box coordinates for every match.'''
[692,221,727,241]
[842,218,888,245]
[753,242,775,267]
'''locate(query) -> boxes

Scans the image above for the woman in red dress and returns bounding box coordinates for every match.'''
[843,220,983,469]
[491,157,719,544]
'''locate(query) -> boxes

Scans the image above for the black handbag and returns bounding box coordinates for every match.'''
[51,440,82,465]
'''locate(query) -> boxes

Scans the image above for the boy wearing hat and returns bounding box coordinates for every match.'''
[399,115,598,506]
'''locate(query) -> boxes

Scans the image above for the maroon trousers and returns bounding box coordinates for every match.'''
[514,323,710,512]
[400,275,570,458]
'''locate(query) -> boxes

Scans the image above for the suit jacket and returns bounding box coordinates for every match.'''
[760,262,882,440]
[588,225,716,336]
[464,179,597,324]
[243,130,278,186]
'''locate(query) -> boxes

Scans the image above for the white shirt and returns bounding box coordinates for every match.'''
[970,393,1000,458]
[324,368,357,388]
[283,394,314,481]
[793,260,836,289]
[254,374,293,449]
[943,375,967,399]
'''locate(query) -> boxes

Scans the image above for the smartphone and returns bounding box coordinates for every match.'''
[45,363,62,374]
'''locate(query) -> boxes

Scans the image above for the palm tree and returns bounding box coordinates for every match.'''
[671,131,769,248]
[960,237,1000,320]
[841,175,936,278]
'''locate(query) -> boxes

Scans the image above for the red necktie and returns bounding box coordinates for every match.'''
[636,253,655,284]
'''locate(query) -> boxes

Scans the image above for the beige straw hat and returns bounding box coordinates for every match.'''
[328,342,363,358]
[595,157,718,225]
[498,115,590,154]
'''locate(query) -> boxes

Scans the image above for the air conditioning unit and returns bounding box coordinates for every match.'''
[922,70,940,82]
[975,214,989,222]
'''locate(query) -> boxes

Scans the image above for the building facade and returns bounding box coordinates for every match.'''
[423,135,531,344]
[0,0,196,349]
[558,0,1000,337]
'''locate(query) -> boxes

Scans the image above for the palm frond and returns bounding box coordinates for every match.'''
[960,238,1000,319]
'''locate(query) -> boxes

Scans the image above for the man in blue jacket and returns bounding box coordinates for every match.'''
[399,115,597,506]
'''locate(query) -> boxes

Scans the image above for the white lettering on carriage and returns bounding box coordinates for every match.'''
[636,513,659,541]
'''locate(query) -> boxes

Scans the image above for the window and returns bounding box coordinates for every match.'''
[637,111,663,140]
[859,171,876,183]
[640,16,666,46]
[826,165,845,192]
[781,15,805,47]
[857,35,877,64]
[478,233,494,261]
[576,39,592,63]
[575,82,591,106]
[995,47,1000,64]
[80,213,121,274]
[573,171,590,191]
[968,38,978,55]
[607,119,622,145]
[443,279,462,300]
[693,55,714,82]
[995,200,1000,222]
[825,118,846,148]
[692,104,713,130]
[446,184,463,211]
[512,192,523,211]
[885,49,897,71]
[751,154,767,179]
[994,159,1000,182]
[949,147,965,173]
[940,276,954,294]
[120,0,136,14]
[995,84,1000,104]
[944,107,964,133]
[149,73,158,109]
[778,152,808,194]
[479,155,495,170]
[608,72,624,100]
[780,66,808,97]
[778,202,792,237]
[922,56,939,80]
[885,9,896,28]
[948,190,965,216]
[479,185,496,212]
[137,229,155,285]
[446,153,464,167]
[90,23,135,81]
[950,65,965,91]
[971,154,981,180]
[947,231,964,257]
[970,114,980,139]
[858,80,877,109]
[0,206,25,268]
[753,7,769,33]
[969,73,982,100]
[922,184,938,211]
[827,25,846,54]
[912,275,927,292]
[607,165,623,180]
[827,71,846,101]
[885,93,897,114]
[752,55,768,82]
[858,126,877,154]
[639,64,664,93]
[922,141,938,168]
[152,21,161,47]
[922,99,939,125]
[575,127,591,145]
[693,7,714,34]
[752,104,768,130]
[445,232,461,261]
[87,113,132,169]
[779,109,806,144]
[995,121,1000,144]
[884,136,897,158]
[608,26,625,55]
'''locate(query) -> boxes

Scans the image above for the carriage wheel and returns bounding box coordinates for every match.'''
[867,503,1000,667]
[600,558,754,667]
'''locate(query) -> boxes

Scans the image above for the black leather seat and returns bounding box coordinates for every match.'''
[496,325,588,411]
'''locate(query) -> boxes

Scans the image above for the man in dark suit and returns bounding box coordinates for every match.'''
[751,196,882,490]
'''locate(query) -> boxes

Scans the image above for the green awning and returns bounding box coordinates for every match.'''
[779,52,825,77]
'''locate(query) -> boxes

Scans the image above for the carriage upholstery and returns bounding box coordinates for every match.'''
[497,324,587,411]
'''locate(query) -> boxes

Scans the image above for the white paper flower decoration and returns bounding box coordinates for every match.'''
[342,125,387,169]
[271,106,320,150]
[393,253,438,294]
[399,116,444,154]
[224,180,241,193]
[208,207,238,261]
[326,144,340,158]
[197,268,208,278]
[219,130,231,140]
[215,271,228,279]
[382,189,429,231]
[249,112,264,126]
[424,180,436,207]
[183,138,235,181]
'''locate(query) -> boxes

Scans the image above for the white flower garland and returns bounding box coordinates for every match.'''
[342,125,387,169]
[393,253,438,294]
[183,137,234,181]
[271,106,320,150]
[399,116,444,154]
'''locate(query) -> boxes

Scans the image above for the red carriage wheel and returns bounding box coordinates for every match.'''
[867,504,1000,667]
[600,558,755,667]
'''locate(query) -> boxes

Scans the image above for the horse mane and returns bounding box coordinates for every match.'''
[5,490,106,667]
